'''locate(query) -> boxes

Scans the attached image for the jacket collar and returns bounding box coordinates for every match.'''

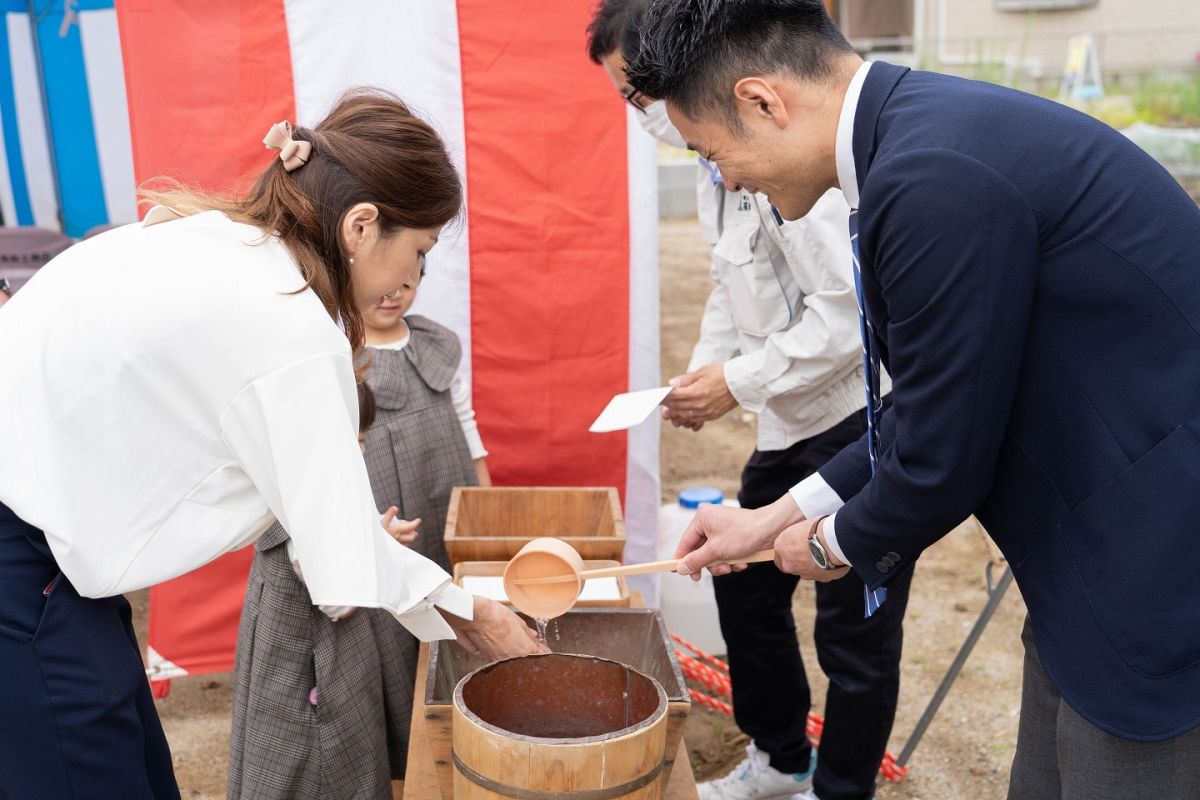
[851,61,910,200]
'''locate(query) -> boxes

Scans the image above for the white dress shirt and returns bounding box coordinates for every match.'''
[690,168,882,451]
[0,208,471,640]
[788,59,876,564]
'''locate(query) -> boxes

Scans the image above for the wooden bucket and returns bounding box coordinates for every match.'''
[452,654,668,799]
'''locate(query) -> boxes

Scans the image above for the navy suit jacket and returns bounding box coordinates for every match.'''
[821,62,1200,741]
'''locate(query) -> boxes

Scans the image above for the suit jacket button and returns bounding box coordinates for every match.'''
[886,551,900,562]
[876,561,890,574]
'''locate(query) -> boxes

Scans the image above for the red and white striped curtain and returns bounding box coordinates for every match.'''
[117,0,660,687]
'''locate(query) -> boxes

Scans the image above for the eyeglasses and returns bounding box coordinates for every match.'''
[622,86,650,114]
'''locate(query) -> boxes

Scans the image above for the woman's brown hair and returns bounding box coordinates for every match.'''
[141,88,462,355]
[357,381,377,433]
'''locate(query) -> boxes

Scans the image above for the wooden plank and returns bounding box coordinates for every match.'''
[666,741,700,800]
[406,643,444,799]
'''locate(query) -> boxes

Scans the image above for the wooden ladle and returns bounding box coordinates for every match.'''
[502,537,774,619]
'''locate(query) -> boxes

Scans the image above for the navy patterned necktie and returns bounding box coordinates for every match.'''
[849,209,887,617]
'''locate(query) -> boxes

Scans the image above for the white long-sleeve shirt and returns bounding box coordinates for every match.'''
[0,208,470,641]
[690,171,890,451]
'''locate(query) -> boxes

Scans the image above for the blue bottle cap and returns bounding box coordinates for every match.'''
[678,486,725,509]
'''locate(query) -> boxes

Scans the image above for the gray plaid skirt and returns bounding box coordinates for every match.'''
[228,316,478,798]
[227,524,412,800]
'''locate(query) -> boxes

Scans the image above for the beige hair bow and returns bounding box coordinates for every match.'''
[263,121,312,172]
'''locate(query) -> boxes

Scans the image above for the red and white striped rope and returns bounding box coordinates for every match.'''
[671,633,909,782]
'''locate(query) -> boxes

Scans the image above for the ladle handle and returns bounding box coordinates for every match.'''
[512,550,776,585]
[580,549,774,579]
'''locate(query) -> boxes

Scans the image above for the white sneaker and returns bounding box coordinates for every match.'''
[697,743,816,800]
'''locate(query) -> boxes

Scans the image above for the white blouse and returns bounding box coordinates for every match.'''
[0,209,471,641]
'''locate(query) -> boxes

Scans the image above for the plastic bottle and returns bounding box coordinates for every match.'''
[656,486,730,655]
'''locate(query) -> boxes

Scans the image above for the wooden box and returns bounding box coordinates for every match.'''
[452,560,632,609]
[424,609,691,797]
[444,487,625,564]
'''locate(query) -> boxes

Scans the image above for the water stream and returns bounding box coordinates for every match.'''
[534,617,562,645]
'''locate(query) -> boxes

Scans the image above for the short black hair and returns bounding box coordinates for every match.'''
[625,0,853,127]
[586,0,648,64]
[357,381,377,433]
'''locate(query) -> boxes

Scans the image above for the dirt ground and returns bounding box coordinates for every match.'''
[132,217,1027,800]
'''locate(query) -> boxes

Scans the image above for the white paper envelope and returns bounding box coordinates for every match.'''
[589,386,673,433]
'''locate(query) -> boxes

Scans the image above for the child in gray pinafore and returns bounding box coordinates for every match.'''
[228,258,488,799]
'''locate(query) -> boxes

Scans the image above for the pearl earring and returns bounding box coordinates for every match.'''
[349,256,355,265]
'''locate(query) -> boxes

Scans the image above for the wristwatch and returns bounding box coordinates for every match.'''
[807,516,838,570]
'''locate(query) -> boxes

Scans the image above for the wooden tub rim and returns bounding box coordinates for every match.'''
[452,652,668,745]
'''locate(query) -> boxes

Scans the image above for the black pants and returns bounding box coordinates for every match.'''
[0,502,179,799]
[713,409,913,800]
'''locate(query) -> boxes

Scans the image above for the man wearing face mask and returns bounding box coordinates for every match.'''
[587,4,911,800]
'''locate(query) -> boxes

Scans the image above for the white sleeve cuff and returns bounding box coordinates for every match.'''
[390,579,476,642]
[788,472,846,518]
[430,581,475,620]
[290,538,453,624]
[463,429,489,461]
[820,512,849,567]
[318,603,355,620]
[722,353,770,413]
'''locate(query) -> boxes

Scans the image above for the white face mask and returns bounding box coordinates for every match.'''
[636,100,689,150]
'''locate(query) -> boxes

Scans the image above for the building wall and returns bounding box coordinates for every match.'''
[909,0,1200,84]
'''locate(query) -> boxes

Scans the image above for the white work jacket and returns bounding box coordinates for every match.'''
[689,165,891,451]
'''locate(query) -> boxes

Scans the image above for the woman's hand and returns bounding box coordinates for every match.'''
[444,596,549,661]
[381,506,420,545]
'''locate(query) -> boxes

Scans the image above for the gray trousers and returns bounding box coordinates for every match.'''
[1008,617,1200,800]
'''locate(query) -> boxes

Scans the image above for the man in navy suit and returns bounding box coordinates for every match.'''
[626,2,1200,797]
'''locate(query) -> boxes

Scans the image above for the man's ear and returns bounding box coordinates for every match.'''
[734,76,790,130]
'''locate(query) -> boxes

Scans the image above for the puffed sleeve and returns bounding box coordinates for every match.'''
[219,351,470,640]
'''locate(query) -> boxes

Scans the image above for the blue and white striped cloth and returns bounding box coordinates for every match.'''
[0,0,136,235]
